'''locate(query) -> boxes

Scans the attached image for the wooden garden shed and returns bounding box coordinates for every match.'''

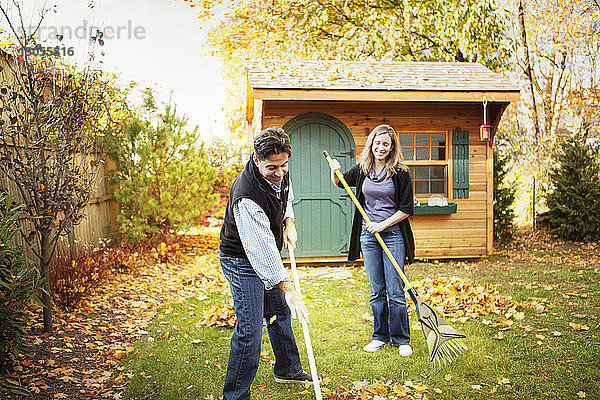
[246,60,520,261]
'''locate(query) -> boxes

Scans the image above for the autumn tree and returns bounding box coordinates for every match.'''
[503,0,600,224]
[0,2,112,332]
[203,0,510,66]
[188,0,511,136]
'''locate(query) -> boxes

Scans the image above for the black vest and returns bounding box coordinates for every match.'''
[219,155,290,259]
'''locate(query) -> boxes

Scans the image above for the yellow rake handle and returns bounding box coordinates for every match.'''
[322,150,413,291]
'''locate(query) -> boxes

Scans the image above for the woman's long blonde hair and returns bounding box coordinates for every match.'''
[359,124,408,176]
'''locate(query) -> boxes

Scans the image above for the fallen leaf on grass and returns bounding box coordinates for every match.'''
[201,298,236,328]
[521,324,534,332]
[577,391,586,398]
[534,303,546,312]
[573,314,591,319]
[565,292,587,298]
[471,384,482,390]
[514,311,525,320]
[568,322,589,331]
[361,312,374,324]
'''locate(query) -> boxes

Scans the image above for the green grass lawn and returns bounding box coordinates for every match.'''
[122,250,599,399]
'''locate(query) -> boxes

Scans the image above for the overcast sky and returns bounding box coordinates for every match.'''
[0,0,227,140]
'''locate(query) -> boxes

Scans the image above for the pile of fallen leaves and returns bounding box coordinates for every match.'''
[201,298,236,328]
[410,276,521,321]
[180,254,229,294]
[324,379,433,400]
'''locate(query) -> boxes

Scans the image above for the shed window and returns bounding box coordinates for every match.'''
[400,132,448,197]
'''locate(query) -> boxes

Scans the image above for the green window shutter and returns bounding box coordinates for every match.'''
[452,130,469,199]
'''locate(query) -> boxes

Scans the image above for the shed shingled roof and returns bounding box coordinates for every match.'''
[247,60,519,92]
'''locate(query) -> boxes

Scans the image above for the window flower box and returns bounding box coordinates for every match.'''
[413,203,457,215]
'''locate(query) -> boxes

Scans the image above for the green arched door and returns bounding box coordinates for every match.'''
[283,113,356,257]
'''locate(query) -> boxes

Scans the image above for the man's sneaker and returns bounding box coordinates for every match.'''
[363,339,389,352]
[274,370,319,384]
[398,344,413,357]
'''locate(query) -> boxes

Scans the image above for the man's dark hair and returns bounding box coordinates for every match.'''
[254,127,292,160]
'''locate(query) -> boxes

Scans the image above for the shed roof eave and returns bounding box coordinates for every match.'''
[251,88,521,103]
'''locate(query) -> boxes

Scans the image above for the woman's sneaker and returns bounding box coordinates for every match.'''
[398,344,413,357]
[363,340,389,352]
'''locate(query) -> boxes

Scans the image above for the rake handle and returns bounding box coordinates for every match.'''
[289,248,323,400]
[322,150,413,291]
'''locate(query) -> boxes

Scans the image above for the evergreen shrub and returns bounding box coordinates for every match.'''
[546,133,600,241]
[104,92,219,242]
[493,149,516,244]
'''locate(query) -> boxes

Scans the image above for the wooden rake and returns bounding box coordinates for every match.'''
[322,150,468,370]
[288,247,323,399]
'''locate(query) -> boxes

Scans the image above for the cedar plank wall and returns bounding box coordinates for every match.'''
[263,100,491,259]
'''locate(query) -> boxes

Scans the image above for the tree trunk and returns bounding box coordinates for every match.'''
[532,177,536,230]
[40,231,53,332]
[515,0,541,142]
[515,0,541,229]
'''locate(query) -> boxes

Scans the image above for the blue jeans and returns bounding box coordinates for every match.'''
[220,254,303,400]
[360,230,410,346]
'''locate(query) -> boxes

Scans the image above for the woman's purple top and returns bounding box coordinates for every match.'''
[362,167,400,232]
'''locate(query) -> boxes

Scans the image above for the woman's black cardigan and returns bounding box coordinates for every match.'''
[339,164,416,264]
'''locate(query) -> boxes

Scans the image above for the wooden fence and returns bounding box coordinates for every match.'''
[60,156,119,252]
[0,155,118,258]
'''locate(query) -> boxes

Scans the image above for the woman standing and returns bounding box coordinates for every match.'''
[328,124,415,356]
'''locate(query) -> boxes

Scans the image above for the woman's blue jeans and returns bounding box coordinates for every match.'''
[360,230,411,346]
[220,254,303,400]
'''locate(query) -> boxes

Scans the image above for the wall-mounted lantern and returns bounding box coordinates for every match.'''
[479,96,491,142]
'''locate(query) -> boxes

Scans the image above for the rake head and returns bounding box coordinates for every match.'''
[407,288,468,370]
